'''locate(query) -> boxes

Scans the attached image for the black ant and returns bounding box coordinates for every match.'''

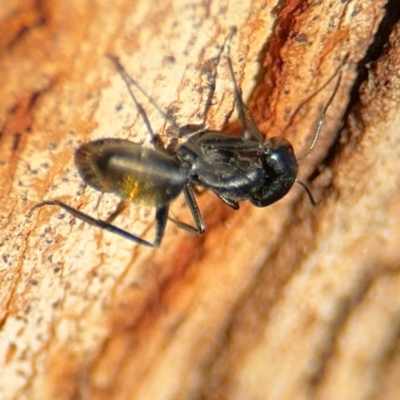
[31,49,342,247]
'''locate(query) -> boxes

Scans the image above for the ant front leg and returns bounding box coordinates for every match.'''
[168,184,205,235]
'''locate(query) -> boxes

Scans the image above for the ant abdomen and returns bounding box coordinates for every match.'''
[76,138,188,207]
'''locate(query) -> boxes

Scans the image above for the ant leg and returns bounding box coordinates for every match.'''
[107,54,181,149]
[109,29,237,144]
[178,42,233,138]
[105,200,128,223]
[153,205,169,247]
[183,185,205,233]
[29,200,162,247]
[216,195,239,210]
[108,55,161,149]
[169,185,205,234]
[225,55,264,143]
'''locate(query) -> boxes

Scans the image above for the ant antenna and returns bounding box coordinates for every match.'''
[293,58,347,204]
[295,61,345,161]
[295,179,316,206]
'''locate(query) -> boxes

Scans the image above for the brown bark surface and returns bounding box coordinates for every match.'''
[1,0,399,399]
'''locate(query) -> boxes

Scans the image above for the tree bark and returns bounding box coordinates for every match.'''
[1,0,399,399]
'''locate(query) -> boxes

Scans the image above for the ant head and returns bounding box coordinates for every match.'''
[250,137,298,207]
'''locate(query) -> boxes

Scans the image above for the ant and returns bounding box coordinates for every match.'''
[31,48,342,247]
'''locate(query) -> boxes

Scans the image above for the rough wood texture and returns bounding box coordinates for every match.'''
[1,0,399,399]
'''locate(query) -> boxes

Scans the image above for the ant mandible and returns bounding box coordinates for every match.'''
[31,46,341,247]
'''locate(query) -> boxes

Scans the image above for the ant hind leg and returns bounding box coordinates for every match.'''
[30,200,161,247]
